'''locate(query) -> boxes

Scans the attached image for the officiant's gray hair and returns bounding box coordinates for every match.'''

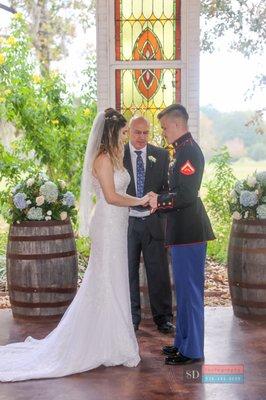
[129,115,150,129]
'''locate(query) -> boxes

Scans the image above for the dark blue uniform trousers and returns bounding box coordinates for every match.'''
[170,242,206,359]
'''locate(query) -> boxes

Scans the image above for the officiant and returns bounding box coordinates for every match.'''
[123,116,174,333]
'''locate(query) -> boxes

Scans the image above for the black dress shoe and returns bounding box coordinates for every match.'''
[162,345,178,356]
[157,322,175,334]
[165,353,203,365]
[133,324,139,331]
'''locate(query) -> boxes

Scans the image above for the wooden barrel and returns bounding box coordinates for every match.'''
[6,219,78,321]
[139,251,176,319]
[228,219,266,320]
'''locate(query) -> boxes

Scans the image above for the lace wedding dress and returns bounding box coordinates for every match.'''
[0,169,140,382]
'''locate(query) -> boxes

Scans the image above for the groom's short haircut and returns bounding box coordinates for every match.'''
[157,104,189,123]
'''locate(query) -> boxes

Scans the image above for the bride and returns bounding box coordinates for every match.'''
[0,108,149,382]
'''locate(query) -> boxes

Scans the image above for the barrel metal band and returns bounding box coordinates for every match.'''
[233,220,266,226]
[9,233,74,242]
[229,280,266,289]
[231,232,266,239]
[12,220,70,227]
[10,299,72,308]
[7,251,76,260]
[229,245,266,254]
[9,285,77,293]
[232,298,266,308]
[13,313,63,321]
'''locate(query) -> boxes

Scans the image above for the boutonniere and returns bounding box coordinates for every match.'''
[148,155,157,163]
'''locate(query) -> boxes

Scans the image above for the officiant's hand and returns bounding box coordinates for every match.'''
[148,192,158,213]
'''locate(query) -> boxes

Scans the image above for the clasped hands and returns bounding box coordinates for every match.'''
[139,192,158,213]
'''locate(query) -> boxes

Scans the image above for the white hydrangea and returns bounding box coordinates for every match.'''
[26,178,35,187]
[58,179,66,189]
[246,175,257,188]
[40,181,58,203]
[257,204,266,219]
[27,207,43,220]
[39,172,49,182]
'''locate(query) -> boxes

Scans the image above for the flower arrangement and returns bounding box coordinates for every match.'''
[10,172,77,223]
[229,171,266,220]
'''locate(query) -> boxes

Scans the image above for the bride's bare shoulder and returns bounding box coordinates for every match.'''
[94,153,112,172]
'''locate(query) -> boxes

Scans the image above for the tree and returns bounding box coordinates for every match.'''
[201,0,265,134]
[9,0,95,74]
[0,15,97,221]
[201,0,265,57]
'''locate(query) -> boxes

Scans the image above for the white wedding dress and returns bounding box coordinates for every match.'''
[0,169,140,382]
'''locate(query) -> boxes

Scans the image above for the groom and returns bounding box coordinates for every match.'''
[149,104,215,365]
[124,116,174,333]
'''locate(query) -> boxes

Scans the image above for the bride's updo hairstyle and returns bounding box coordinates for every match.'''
[97,108,127,169]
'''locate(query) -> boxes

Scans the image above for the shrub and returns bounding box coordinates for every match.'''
[204,147,236,263]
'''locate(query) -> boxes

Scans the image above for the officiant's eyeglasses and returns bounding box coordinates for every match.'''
[133,130,149,136]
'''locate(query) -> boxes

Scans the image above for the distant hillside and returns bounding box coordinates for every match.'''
[200,105,266,161]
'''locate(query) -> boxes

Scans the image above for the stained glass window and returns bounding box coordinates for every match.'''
[115,0,181,61]
[115,0,181,142]
[116,69,181,140]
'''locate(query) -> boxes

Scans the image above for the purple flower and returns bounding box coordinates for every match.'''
[239,190,258,207]
[62,191,75,207]
[13,192,27,210]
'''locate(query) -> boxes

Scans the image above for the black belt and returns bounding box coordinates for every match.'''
[129,216,148,221]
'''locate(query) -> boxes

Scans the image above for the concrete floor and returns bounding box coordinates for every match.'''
[0,307,265,400]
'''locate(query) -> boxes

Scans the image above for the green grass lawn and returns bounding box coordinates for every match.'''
[204,157,266,182]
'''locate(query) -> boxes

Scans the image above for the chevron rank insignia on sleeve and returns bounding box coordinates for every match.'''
[180,160,195,175]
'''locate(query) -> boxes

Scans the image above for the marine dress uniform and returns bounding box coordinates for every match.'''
[157,132,215,361]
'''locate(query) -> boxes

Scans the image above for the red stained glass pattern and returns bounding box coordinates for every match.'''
[114,1,182,142]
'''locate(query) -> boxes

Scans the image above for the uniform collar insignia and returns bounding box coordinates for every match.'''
[173,132,192,148]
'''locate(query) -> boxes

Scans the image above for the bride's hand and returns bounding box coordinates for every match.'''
[138,194,149,206]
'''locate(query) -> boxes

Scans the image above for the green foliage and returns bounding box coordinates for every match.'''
[0,232,7,283]
[75,237,91,278]
[204,147,236,263]
[76,236,91,259]
[0,232,7,256]
[0,16,97,223]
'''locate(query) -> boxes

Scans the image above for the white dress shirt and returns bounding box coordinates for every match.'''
[129,142,150,217]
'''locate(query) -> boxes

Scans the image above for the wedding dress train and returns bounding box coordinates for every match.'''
[0,169,140,382]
